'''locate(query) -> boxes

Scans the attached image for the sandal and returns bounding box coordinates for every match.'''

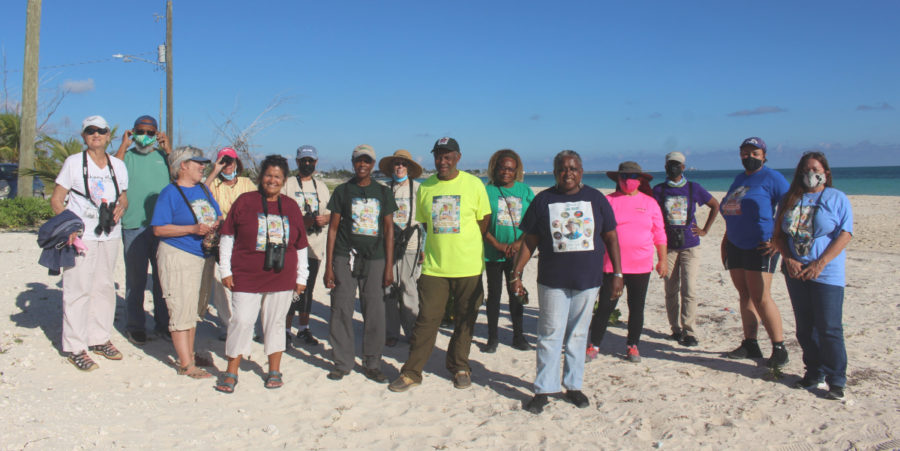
[193,353,214,367]
[178,363,212,379]
[68,350,99,372]
[215,372,239,394]
[265,370,284,389]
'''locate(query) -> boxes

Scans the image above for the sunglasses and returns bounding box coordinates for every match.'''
[393,160,408,167]
[619,173,640,180]
[353,156,374,164]
[133,129,156,136]
[84,127,110,135]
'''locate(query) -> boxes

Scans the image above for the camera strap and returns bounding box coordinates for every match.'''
[173,182,214,224]
[261,192,286,246]
[296,174,321,214]
[496,185,520,241]
[70,151,120,208]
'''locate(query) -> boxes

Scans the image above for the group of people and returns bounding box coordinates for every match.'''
[45,114,853,410]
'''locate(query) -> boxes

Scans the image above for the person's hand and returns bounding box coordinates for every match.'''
[505,241,521,259]
[784,257,803,279]
[494,242,509,254]
[112,200,127,223]
[212,155,227,174]
[383,268,394,288]
[720,239,728,268]
[67,231,79,246]
[222,276,234,290]
[157,130,171,154]
[798,259,826,281]
[690,226,707,237]
[511,278,525,297]
[295,284,306,295]
[418,251,424,265]
[609,275,625,300]
[323,267,336,289]
[757,240,777,257]
[121,129,133,148]
[315,215,330,227]
[194,223,212,236]
[656,259,668,278]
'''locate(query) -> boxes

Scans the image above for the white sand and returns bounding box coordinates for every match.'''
[1,193,898,449]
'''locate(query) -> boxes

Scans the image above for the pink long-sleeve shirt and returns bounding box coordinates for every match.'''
[603,191,666,273]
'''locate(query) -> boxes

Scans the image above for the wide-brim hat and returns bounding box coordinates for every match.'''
[379,149,423,179]
[606,161,653,183]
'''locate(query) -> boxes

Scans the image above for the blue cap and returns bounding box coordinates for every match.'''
[740,137,766,151]
[134,115,158,129]
[296,145,318,160]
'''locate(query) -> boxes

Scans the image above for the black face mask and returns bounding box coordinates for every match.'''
[298,161,316,177]
[665,163,683,178]
[742,157,763,172]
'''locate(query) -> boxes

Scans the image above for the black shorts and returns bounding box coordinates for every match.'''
[724,240,779,273]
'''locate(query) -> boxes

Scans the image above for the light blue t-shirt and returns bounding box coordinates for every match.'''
[150,183,222,257]
[781,187,853,286]
[721,166,790,250]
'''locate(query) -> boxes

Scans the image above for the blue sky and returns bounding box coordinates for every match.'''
[2,1,898,171]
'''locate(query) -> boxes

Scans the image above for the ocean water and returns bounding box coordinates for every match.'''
[508,166,900,196]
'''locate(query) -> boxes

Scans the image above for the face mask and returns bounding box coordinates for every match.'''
[742,156,763,172]
[298,162,316,177]
[392,174,408,183]
[665,163,683,179]
[133,134,157,150]
[619,178,641,193]
[802,171,826,189]
[221,171,236,181]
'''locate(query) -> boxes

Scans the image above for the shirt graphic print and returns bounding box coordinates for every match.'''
[721,186,749,216]
[295,191,320,213]
[255,214,289,251]
[496,196,523,227]
[394,196,410,229]
[431,195,460,234]
[351,197,381,237]
[548,200,594,252]
[664,195,688,225]
[192,199,218,225]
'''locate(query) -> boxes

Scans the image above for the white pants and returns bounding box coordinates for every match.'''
[210,264,233,328]
[226,290,293,358]
[62,240,120,353]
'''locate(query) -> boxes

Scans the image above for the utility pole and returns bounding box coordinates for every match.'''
[17,0,41,198]
[165,0,173,143]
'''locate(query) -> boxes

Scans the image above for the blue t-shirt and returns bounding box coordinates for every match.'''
[150,183,222,257]
[652,179,713,250]
[519,185,617,290]
[720,166,789,250]
[781,187,853,287]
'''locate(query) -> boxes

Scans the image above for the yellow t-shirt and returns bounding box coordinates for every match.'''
[415,171,491,277]
[210,177,256,217]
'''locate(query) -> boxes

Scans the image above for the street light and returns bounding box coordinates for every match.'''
[112,50,166,132]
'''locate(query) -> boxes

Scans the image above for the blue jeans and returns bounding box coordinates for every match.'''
[784,275,846,387]
[534,283,600,394]
[122,226,169,333]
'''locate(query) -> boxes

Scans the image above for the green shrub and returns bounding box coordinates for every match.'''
[0,197,54,229]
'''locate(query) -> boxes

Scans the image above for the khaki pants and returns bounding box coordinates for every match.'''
[157,242,215,332]
[665,246,701,337]
[62,240,120,353]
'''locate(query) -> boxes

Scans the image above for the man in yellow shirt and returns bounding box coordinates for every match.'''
[389,137,491,392]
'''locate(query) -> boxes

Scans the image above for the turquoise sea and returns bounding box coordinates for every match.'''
[506,166,900,196]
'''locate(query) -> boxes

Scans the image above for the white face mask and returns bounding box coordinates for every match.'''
[802,171,826,189]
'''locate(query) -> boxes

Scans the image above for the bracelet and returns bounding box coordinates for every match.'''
[612,273,624,278]
[509,277,519,283]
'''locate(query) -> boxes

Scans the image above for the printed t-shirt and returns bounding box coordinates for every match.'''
[519,185,616,290]
[416,171,491,278]
[652,180,713,250]
[781,188,853,287]
[55,152,129,242]
[210,176,256,217]
[150,183,221,257]
[121,148,169,229]
[389,179,421,254]
[282,175,331,260]
[720,166,789,250]
[484,181,535,262]
[327,180,397,260]
[603,192,666,273]
[220,191,309,293]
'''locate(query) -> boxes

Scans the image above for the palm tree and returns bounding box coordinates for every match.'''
[0,113,21,163]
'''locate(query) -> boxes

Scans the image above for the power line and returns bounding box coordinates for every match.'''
[1,51,157,73]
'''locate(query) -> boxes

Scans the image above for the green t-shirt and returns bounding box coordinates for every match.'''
[121,148,170,229]
[327,180,397,260]
[484,181,535,262]
[416,171,491,277]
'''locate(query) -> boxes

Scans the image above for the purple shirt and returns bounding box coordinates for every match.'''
[652,180,713,250]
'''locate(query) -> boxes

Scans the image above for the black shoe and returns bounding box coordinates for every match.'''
[385,337,399,347]
[285,332,293,347]
[793,375,826,390]
[825,386,845,401]
[154,329,172,342]
[482,338,499,354]
[512,334,533,351]
[767,345,789,369]
[217,332,227,342]
[327,369,350,381]
[667,331,683,341]
[125,330,147,346]
[725,339,763,359]
[564,390,590,408]
[364,368,389,384]
[296,329,319,346]
[679,335,699,347]
[525,394,550,414]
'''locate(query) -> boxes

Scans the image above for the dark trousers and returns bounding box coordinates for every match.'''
[484,260,525,339]
[400,274,484,382]
[122,226,169,334]
[329,256,385,372]
[785,275,847,387]
[590,272,651,347]
[291,258,320,315]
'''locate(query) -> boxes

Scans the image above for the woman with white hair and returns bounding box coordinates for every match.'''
[151,146,221,378]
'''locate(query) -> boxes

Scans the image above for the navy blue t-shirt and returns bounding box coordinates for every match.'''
[720,166,789,250]
[519,185,616,290]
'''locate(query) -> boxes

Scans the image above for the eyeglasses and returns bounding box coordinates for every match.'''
[84,127,109,135]
[133,129,156,136]
[619,173,640,180]
[393,160,408,167]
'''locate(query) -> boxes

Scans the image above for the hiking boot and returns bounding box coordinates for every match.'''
[725,339,763,359]
[388,375,421,392]
[767,344,789,369]
[564,390,590,408]
[364,368,389,384]
[296,329,319,346]
[524,394,550,414]
[453,371,472,389]
[793,375,827,390]
[125,330,147,346]
[512,334,533,351]
[68,350,99,372]
[585,344,599,362]
[679,335,699,347]
[825,386,845,401]
[482,338,499,354]
[89,341,123,360]
[626,345,641,363]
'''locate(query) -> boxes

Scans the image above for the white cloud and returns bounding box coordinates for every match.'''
[62,79,95,93]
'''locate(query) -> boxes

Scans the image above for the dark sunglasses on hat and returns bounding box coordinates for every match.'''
[84,127,110,135]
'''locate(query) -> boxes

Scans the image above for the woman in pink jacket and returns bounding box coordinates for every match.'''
[588,161,667,362]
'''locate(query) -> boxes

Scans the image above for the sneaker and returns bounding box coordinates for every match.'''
[453,371,472,389]
[679,335,699,347]
[626,345,641,362]
[667,331,682,341]
[524,394,550,414]
[125,330,147,346]
[793,375,827,390]
[68,350,99,372]
[585,344,599,362]
[825,386,845,401]
[296,329,319,346]
[482,338,499,354]
[326,369,350,381]
[364,368,389,384]
[767,345,789,369]
[564,390,590,408]
[512,334,533,351]
[388,375,421,392]
[89,341,123,360]
[725,339,763,359]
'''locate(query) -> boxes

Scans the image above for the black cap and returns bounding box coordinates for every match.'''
[431,136,460,153]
